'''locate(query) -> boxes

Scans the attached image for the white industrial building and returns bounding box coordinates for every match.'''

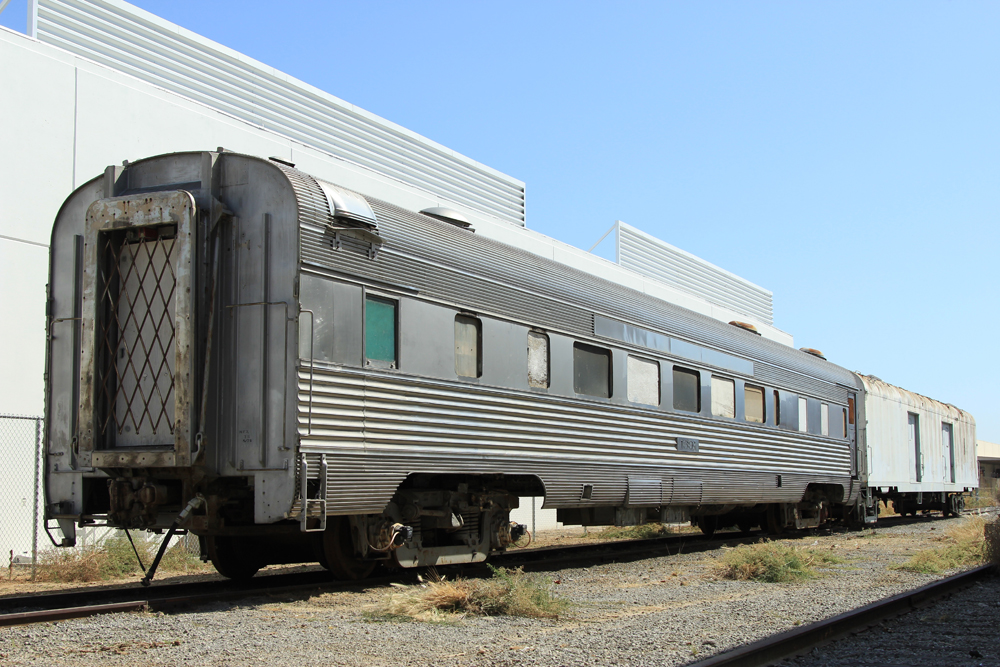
[0,0,790,553]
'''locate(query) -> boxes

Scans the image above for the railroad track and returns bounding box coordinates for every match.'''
[686,564,996,667]
[0,510,989,629]
[0,528,730,626]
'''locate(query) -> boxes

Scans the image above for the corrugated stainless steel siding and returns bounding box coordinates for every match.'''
[297,367,852,514]
[617,222,774,325]
[286,180,857,402]
[35,0,525,226]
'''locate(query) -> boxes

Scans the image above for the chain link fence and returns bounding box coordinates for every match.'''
[0,415,43,581]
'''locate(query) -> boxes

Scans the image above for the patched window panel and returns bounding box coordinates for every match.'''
[573,342,611,398]
[298,273,334,362]
[672,367,700,413]
[711,376,735,419]
[365,296,397,368]
[798,397,808,432]
[821,403,830,436]
[627,355,659,406]
[527,331,550,389]
[745,385,765,423]
[455,315,482,378]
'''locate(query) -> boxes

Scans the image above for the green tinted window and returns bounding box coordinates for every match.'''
[365,296,396,365]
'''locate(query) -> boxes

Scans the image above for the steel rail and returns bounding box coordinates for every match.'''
[685,564,996,667]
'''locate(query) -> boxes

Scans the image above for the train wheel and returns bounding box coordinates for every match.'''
[323,516,375,581]
[736,518,755,535]
[206,536,261,581]
[697,515,718,538]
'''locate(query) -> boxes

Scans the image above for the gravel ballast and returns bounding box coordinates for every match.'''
[0,515,993,667]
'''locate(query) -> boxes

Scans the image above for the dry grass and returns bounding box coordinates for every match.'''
[374,565,568,622]
[966,486,1000,510]
[893,516,988,574]
[716,541,842,583]
[36,533,204,583]
[877,500,899,516]
[591,523,676,541]
[981,517,1000,570]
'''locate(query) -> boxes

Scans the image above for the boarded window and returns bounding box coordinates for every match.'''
[847,396,856,425]
[365,296,396,367]
[527,331,549,389]
[573,342,611,398]
[774,390,781,426]
[821,403,829,436]
[711,376,735,419]
[627,356,659,406]
[298,273,334,362]
[455,315,482,378]
[798,397,808,432]
[745,385,765,423]
[672,367,700,413]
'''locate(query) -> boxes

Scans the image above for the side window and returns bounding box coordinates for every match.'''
[821,403,830,436]
[745,385,765,423]
[773,390,781,426]
[455,315,482,378]
[298,273,334,361]
[843,408,848,438]
[798,397,808,432]
[527,331,549,389]
[627,355,659,406]
[573,342,611,398]
[365,295,397,368]
[711,376,735,419]
[672,366,701,413]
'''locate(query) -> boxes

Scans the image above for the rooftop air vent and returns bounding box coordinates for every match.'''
[728,321,761,335]
[317,181,378,229]
[800,348,827,360]
[420,206,473,230]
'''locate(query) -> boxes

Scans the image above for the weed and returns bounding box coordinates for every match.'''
[981,518,1000,570]
[592,524,671,540]
[378,565,568,622]
[36,533,204,583]
[893,516,987,574]
[716,541,840,583]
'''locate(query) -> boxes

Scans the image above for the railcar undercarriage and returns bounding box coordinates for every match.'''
[73,466,967,583]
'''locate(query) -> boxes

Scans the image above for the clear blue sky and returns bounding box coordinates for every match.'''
[3,2,997,441]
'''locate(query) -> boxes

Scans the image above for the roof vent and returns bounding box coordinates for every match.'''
[728,321,761,335]
[420,206,473,230]
[317,181,378,229]
[800,348,827,360]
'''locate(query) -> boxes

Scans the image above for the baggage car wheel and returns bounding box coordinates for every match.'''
[206,536,261,581]
[697,515,718,538]
[324,516,375,581]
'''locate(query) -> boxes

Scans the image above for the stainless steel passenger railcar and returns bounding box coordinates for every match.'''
[44,151,868,579]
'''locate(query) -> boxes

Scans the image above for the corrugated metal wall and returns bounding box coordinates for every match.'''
[616,222,774,325]
[34,0,526,227]
[297,368,852,514]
